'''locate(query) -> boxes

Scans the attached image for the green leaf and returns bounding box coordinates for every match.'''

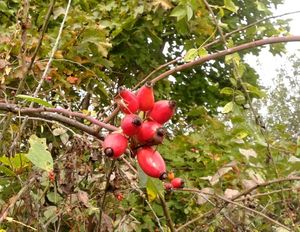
[222,102,233,114]
[170,5,186,21]
[220,87,234,95]
[25,135,53,172]
[146,178,164,202]
[296,137,300,157]
[234,94,246,104]
[16,95,53,108]
[224,0,239,13]
[198,47,208,57]
[186,5,193,21]
[225,53,240,65]
[184,48,198,62]
[256,1,270,13]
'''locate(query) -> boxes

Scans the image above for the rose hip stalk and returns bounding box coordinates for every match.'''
[103,133,128,158]
[137,147,166,179]
[148,100,176,124]
[136,82,155,111]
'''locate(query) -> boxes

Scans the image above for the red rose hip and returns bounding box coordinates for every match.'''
[103,133,128,158]
[137,147,166,179]
[117,88,139,114]
[148,100,176,124]
[171,178,184,188]
[136,82,155,111]
[121,114,142,136]
[136,121,165,144]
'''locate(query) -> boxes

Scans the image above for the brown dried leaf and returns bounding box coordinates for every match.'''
[77,190,89,208]
[196,187,214,205]
[0,59,9,70]
[210,160,238,185]
[224,188,239,199]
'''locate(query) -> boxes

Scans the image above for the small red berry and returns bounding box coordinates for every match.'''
[115,192,123,201]
[117,88,139,114]
[121,114,142,136]
[136,121,165,144]
[164,183,173,191]
[103,133,128,158]
[137,147,166,179]
[171,178,184,188]
[136,82,155,111]
[48,171,55,183]
[148,100,176,124]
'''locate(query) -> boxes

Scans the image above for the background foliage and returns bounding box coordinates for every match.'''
[0,0,299,231]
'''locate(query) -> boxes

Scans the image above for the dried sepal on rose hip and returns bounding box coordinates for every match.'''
[116,87,139,114]
[137,146,166,179]
[136,82,155,111]
[121,114,142,136]
[164,182,173,191]
[148,100,176,124]
[103,133,128,159]
[136,121,165,145]
[171,177,184,189]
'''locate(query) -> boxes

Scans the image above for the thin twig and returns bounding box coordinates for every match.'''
[133,57,181,90]
[0,176,36,223]
[98,160,116,231]
[9,0,72,154]
[213,194,292,231]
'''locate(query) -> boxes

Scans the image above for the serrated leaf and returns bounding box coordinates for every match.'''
[26,135,53,172]
[220,87,234,95]
[224,0,239,13]
[222,102,233,113]
[16,95,53,108]
[198,47,208,57]
[184,48,198,62]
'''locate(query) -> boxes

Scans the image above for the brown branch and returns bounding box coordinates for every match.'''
[231,176,300,201]
[158,193,176,232]
[150,35,300,84]
[0,103,115,139]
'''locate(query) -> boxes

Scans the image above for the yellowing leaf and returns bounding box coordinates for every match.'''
[26,135,53,172]
[153,0,173,10]
[184,48,198,62]
[198,47,208,57]
[222,101,233,114]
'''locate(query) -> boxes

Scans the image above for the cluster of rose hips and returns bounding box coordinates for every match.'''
[102,82,184,190]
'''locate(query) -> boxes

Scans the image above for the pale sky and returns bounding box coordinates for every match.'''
[245,0,300,88]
